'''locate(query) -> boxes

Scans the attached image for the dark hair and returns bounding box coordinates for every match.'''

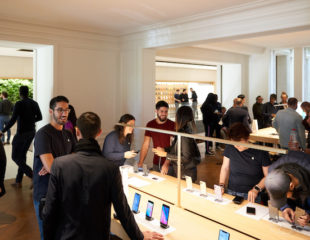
[68,105,77,127]
[238,94,245,99]
[156,100,169,110]
[301,101,310,113]
[49,96,69,109]
[288,97,298,107]
[1,91,8,98]
[183,89,186,92]
[270,94,277,101]
[114,114,135,144]
[19,86,29,97]
[76,112,101,139]
[256,95,262,101]
[175,106,196,132]
[228,122,250,141]
[176,89,180,92]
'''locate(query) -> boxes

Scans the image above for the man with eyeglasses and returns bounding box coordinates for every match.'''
[33,96,76,240]
[0,86,42,188]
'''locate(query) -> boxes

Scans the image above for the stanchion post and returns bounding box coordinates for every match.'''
[177,134,181,207]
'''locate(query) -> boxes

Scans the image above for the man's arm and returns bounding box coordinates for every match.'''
[35,102,43,122]
[296,117,306,149]
[39,153,54,175]
[42,161,60,240]
[138,136,151,167]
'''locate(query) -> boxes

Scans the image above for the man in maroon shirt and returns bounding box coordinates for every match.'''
[138,101,175,175]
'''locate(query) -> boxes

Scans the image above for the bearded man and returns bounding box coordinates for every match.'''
[138,100,175,176]
[33,96,76,240]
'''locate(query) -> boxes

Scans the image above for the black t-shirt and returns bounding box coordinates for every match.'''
[224,145,271,193]
[33,124,76,201]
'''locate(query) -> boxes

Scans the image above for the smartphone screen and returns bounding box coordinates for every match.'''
[160,204,170,228]
[145,201,154,220]
[132,193,141,213]
[246,206,256,215]
[232,196,244,205]
[218,229,230,240]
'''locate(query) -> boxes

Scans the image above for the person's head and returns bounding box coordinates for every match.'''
[114,114,135,144]
[256,95,263,104]
[221,106,226,114]
[235,98,243,107]
[288,97,298,110]
[183,88,187,93]
[176,89,180,93]
[175,106,195,132]
[19,86,29,98]
[238,94,245,104]
[76,112,101,140]
[155,101,169,123]
[270,94,277,104]
[300,101,310,114]
[228,123,250,151]
[49,96,70,126]
[190,88,193,92]
[281,92,288,103]
[1,91,8,99]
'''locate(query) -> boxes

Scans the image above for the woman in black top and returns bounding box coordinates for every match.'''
[218,123,271,203]
[301,101,310,148]
[153,106,201,182]
[102,114,137,167]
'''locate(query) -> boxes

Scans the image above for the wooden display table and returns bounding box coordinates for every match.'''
[249,127,279,146]
[127,171,308,240]
[111,188,254,240]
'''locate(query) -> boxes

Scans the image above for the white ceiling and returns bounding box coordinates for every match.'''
[0,0,255,35]
[194,30,310,55]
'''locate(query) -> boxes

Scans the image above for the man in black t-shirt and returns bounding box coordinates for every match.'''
[33,96,76,240]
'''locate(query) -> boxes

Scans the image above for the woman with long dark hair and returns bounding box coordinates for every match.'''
[153,106,201,182]
[64,104,77,140]
[102,114,137,167]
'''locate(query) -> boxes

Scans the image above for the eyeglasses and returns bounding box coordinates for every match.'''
[54,108,71,114]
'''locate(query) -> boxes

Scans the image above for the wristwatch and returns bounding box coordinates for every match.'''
[254,185,262,192]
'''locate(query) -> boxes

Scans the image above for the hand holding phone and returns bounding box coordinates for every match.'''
[160,204,170,228]
[145,200,154,220]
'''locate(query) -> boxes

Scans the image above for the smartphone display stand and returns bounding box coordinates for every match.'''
[199,181,208,197]
[185,176,194,192]
[143,164,149,176]
[268,200,279,223]
[214,184,223,202]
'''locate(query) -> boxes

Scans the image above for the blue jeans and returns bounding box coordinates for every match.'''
[34,199,44,240]
[227,189,262,204]
[0,115,11,143]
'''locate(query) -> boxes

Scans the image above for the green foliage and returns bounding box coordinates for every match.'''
[0,79,33,103]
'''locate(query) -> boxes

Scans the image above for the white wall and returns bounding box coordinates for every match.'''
[222,64,241,109]
[0,55,32,78]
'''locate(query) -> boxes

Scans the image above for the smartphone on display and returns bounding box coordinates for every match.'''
[145,200,154,220]
[160,204,170,228]
[218,229,230,240]
[246,206,256,215]
[232,196,244,205]
[132,193,141,213]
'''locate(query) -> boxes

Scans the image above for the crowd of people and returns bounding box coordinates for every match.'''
[0,86,309,239]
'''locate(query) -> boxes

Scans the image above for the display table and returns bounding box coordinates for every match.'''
[111,188,254,240]
[249,127,279,146]
[126,171,308,240]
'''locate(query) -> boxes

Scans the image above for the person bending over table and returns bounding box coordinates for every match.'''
[102,114,137,167]
[218,122,271,203]
[153,106,201,182]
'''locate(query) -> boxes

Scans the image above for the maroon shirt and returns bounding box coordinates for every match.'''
[145,119,175,165]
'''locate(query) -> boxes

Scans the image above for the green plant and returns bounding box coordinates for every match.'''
[0,79,33,103]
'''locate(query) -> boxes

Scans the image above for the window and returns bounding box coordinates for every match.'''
[303,47,310,101]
